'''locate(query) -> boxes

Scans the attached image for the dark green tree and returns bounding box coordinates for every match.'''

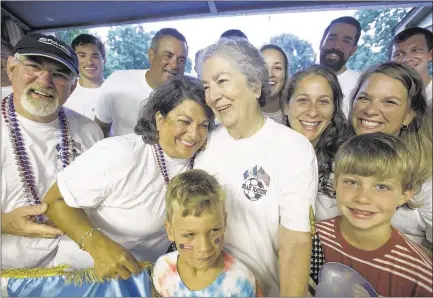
[104,25,152,77]
[269,33,316,76]
[55,29,91,46]
[347,8,412,72]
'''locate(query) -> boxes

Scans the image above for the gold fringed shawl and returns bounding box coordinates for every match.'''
[1,261,160,297]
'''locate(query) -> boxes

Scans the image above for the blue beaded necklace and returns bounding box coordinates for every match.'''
[1,94,73,223]
[153,143,195,186]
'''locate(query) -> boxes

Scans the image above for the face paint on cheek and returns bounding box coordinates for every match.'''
[214,237,222,245]
[178,243,194,250]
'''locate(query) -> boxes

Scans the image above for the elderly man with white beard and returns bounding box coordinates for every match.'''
[1,33,103,269]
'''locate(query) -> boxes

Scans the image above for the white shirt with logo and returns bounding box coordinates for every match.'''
[63,81,102,120]
[1,108,103,269]
[54,134,191,269]
[95,70,153,137]
[194,118,318,296]
[338,69,361,118]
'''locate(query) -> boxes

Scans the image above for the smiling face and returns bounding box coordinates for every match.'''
[156,99,210,159]
[284,74,334,147]
[165,201,226,270]
[75,43,105,82]
[7,55,75,119]
[148,35,187,88]
[336,173,412,232]
[262,48,286,99]
[391,34,433,79]
[320,23,358,72]
[201,55,261,130]
[351,73,415,136]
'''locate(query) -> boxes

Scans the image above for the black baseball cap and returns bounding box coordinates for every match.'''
[13,33,79,75]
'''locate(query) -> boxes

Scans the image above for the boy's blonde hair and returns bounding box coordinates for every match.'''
[165,169,225,221]
[334,133,419,194]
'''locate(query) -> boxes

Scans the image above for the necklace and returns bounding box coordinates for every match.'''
[153,143,195,186]
[1,94,73,223]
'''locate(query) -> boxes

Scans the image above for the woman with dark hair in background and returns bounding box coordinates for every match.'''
[283,65,351,221]
[42,77,215,279]
[260,44,289,124]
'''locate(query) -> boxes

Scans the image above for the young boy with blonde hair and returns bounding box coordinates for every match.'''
[152,169,261,297]
[309,133,432,297]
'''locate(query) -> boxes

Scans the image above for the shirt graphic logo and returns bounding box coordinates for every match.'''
[56,139,83,161]
[241,165,271,201]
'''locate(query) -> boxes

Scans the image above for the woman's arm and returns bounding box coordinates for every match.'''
[279,226,312,296]
[43,182,141,279]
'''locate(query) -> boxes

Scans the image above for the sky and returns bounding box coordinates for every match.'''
[92,9,357,67]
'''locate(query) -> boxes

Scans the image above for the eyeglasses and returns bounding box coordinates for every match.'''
[16,57,76,86]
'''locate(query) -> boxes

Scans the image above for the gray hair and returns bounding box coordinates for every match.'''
[134,76,215,144]
[196,38,270,107]
[150,28,187,52]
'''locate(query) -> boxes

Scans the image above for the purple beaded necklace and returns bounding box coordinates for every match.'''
[1,94,73,223]
[153,143,195,186]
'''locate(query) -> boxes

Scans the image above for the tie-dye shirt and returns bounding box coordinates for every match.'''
[152,250,260,297]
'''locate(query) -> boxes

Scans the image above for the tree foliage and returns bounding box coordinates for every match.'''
[347,8,412,72]
[269,33,316,76]
[104,25,153,77]
[55,28,91,46]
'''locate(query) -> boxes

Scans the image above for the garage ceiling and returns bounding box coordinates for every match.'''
[1,1,431,32]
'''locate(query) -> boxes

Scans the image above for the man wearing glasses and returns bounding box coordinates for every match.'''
[1,33,103,269]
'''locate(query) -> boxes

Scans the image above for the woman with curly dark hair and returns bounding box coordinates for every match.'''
[283,65,351,221]
[42,76,215,279]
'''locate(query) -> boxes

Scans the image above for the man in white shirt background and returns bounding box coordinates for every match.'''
[390,27,432,106]
[1,40,13,97]
[63,34,105,120]
[319,16,362,118]
[94,28,188,137]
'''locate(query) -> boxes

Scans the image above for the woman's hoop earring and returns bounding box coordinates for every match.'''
[401,124,408,130]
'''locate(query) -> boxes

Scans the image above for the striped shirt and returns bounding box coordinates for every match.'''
[310,216,432,297]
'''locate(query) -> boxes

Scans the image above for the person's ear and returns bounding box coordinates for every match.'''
[70,79,78,94]
[165,220,175,242]
[398,188,414,206]
[402,109,416,127]
[428,48,432,63]
[155,111,164,131]
[148,48,155,65]
[6,56,16,81]
[350,44,358,57]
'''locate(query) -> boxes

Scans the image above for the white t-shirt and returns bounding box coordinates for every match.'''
[54,134,192,269]
[316,179,432,244]
[391,180,432,244]
[262,110,284,124]
[194,118,318,296]
[425,78,432,106]
[337,69,360,118]
[95,70,153,137]
[63,81,102,120]
[1,86,13,98]
[1,108,103,269]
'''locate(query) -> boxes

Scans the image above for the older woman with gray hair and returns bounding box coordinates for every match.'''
[42,76,215,279]
[194,38,318,296]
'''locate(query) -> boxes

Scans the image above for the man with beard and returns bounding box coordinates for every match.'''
[63,34,106,120]
[94,28,188,137]
[320,16,361,118]
[390,27,432,106]
[1,33,103,269]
